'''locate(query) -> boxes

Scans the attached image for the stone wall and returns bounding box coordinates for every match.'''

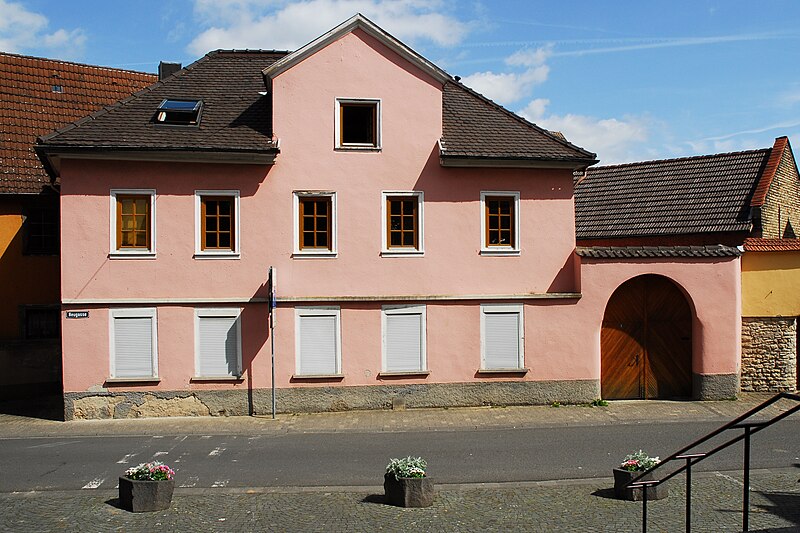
[741,317,797,391]
[63,380,601,420]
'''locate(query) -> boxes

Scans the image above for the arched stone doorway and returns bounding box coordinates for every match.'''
[601,274,693,399]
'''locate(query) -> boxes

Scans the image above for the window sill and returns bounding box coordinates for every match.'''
[378,370,430,378]
[476,368,529,375]
[292,251,337,259]
[190,375,244,382]
[335,146,381,152]
[291,373,344,381]
[105,377,161,384]
[109,251,156,259]
[381,250,424,257]
[480,248,520,256]
[193,252,241,260]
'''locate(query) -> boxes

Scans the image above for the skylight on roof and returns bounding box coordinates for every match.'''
[155,99,202,125]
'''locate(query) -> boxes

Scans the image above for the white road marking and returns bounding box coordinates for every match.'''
[82,477,105,489]
[211,479,229,488]
[116,453,137,464]
[180,476,199,488]
[208,447,225,457]
[153,451,169,457]
[714,471,744,487]
[27,441,79,449]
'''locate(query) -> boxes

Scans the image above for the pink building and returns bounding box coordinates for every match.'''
[37,15,741,419]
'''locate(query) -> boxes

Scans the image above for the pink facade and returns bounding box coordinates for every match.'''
[51,17,742,418]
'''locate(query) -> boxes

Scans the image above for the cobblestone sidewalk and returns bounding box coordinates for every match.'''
[2,469,798,532]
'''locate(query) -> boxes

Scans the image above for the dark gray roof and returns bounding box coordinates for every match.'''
[576,245,741,259]
[575,149,771,239]
[441,82,597,166]
[37,50,288,155]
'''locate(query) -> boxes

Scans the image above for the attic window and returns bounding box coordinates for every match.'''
[155,99,202,125]
[336,98,380,149]
[51,85,63,93]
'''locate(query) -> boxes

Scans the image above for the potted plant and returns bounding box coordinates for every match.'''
[613,450,668,501]
[119,461,176,512]
[384,456,434,507]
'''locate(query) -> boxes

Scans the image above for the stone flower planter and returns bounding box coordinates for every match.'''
[383,473,434,507]
[613,468,668,501]
[118,476,175,512]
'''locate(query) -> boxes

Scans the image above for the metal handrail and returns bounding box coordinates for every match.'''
[623,392,800,533]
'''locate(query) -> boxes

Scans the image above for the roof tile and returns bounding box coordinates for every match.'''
[0,52,156,194]
[575,149,770,239]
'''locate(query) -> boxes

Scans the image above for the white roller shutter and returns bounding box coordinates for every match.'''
[385,313,423,372]
[198,315,240,377]
[482,305,523,370]
[112,312,155,378]
[298,313,338,375]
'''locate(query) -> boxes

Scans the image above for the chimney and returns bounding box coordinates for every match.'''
[158,61,182,81]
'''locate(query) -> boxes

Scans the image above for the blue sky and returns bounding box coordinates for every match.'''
[3,0,800,164]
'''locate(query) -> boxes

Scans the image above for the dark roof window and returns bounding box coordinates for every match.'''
[155,99,202,125]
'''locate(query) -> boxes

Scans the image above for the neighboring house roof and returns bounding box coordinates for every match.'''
[751,136,791,208]
[576,245,741,259]
[575,148,771,239]
[37,50,288,166]
[440,82,597,168]
[743,237,800,252]
[0,52,156,194]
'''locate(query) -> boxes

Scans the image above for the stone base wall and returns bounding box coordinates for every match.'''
[693,373,739,400]
[741,317,798,392]
[63,380,601,420]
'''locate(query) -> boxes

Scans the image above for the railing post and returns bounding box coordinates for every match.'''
[642,482,648,533]
[685,457,692,533]
[743,426,751,532]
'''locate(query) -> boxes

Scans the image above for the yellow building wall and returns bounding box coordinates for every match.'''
[0,199,60,339]
[742,250,800,316]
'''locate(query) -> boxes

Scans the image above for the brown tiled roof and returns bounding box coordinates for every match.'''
[575,149,771,239]
[743,238,800,252]
[576,245,741,259]
[0,52,156,194]
[750,137,788,207]
[441,82,597,166]
[38,50,288,157]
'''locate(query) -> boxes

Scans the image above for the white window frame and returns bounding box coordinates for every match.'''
[480,304,525,371]
[335,97,381,150]
[381,191,424,256]
[294,306,342,377]
[194,190,241,259]
[381,304,427,373]
[293,191,337,258]
[194,307,243,379]
[109,189,156,258]
[480,191,520,255]
[109,307,158,380]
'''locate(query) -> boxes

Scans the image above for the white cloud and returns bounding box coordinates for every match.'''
[188,0,469,55]
[460,45,551,106]
[0,0,85,57]
[519,98,651,164]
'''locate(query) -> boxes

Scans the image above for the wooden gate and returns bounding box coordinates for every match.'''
[601,275,692,399]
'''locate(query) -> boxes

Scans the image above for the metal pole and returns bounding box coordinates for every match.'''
[269,266,277,420]
[686,458,692,533]
[743,426,751,532]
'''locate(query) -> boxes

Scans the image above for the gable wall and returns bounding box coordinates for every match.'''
[761,147,800,238]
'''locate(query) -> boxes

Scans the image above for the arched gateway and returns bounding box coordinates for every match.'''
[601,275,693,399]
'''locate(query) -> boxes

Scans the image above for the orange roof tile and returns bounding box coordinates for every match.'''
[0,52,156,194]
[743,237,800,252]
[750,136,788,208]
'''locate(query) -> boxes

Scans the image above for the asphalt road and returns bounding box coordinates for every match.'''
[2,419,799,492]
